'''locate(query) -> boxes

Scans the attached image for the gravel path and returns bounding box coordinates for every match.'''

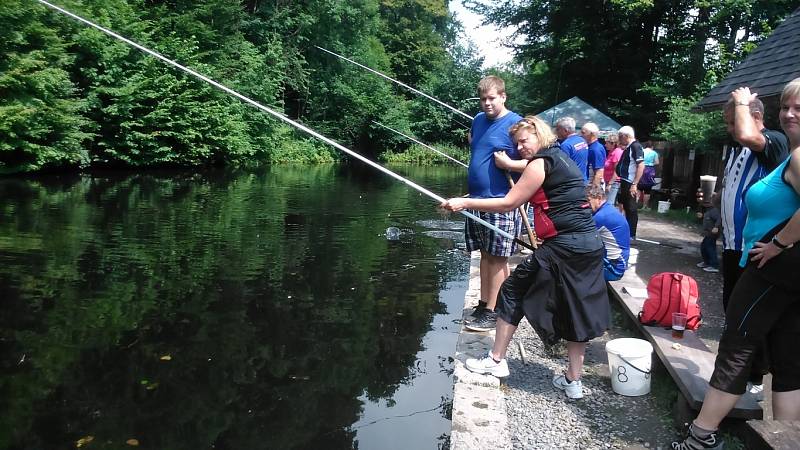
[499,213,728,449]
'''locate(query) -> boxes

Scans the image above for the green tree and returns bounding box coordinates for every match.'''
[0,0,91,173]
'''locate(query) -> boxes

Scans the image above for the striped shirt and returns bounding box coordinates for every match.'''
[720,129,788,251]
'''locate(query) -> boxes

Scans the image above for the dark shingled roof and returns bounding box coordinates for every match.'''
[695,7,800,111]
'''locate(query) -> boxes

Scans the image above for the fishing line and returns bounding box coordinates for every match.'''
[35,0,533,250]
[372,121,467,168]
[315,45,474,122]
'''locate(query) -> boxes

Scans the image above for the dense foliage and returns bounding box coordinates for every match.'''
[468,0,796,140]
[0,0,481,173]
[2,1,797,173]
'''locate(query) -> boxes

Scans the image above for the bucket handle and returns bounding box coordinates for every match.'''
[617,354,651,375]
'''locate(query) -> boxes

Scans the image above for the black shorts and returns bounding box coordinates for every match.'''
[709,264,800,394]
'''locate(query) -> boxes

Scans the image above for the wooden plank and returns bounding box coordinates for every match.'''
[607,271,762,419]
[745,420,800,450]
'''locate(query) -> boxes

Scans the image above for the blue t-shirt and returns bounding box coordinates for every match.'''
[559,134,589,182]
[739,156,800,267]
[467,111,523,198]
[593,202,630,274]
[587,140,606,181]
[643,148,658,166]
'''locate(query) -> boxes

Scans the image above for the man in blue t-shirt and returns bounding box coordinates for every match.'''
[587,185,630,281]
[463,75,523,332]
[580,122,606,186]
[555,117,589,182]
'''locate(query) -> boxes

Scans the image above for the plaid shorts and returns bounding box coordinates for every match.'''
[464,209,521,257]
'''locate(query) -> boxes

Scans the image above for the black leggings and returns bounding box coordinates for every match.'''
[709,264,800,394]
[618,180,638,238]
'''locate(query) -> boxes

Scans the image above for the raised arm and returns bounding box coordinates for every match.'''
[731,87,767,152]
[442,159,545,213]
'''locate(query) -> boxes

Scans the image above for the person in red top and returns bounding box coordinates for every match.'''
[440,116,609,400]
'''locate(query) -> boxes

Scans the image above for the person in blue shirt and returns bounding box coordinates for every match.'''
[580,122,607,186]
[556,117,589,182]
[587,184,630,281]
[463,75,523,332]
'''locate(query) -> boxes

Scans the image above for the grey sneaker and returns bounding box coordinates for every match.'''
[696,261,707,268]
[703,266,719,273]
[464,300,488,323]
[464,310,497,332]
[465,351,510,378]
[671,424,723,450]
[552,373,583,399]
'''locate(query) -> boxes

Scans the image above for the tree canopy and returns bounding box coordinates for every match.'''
[1,0,796,173]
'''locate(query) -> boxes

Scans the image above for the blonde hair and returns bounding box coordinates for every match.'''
[509,116,556,149]
[478,75,506,95]
[781,78,800,106]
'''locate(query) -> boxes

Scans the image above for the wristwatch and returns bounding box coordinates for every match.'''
[736,101,750,106]
[771,236,793,249]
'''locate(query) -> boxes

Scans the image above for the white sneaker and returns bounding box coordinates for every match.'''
[552,374,583,399]
[748,382,765,401]
[696,261,707,268]
[703,266,719,273]
[465,352,510,378]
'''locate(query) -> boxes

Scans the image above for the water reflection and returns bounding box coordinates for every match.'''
[0,165,468,449]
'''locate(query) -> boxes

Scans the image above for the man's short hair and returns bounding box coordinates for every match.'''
[478,76,505,95]
[509,115,557,149]
[586,184,607,200]
[618,125,635,138]
[582,122,599,136]
[723,96,764,117]
[781,77,800,106]
[555,117,576,133]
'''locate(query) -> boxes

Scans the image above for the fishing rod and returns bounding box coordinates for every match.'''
[35,0,534,251]
[316,45,474,122]
[372,121,467,168]
[373,121,538,248]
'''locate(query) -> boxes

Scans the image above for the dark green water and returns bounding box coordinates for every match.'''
[0,164,469,450]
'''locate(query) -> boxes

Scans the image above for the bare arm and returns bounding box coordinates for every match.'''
[732,87,767,152]
[494,151,528,173]
[630,161,645,194]
[749,149,800,267]
[442,159,546,213]
[592,168,604,185]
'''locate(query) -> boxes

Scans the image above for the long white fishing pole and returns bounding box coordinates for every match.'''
[316,46,474,122]
[36,0,531,249]
[372,121,467,168]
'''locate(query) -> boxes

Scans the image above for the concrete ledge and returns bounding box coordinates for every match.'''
[450,255,511,450]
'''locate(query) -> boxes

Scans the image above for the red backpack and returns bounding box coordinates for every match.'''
[638,272,701,330]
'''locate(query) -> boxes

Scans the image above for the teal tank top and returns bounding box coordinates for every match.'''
[740,156,800,267]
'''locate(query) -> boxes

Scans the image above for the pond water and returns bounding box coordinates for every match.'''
[0,164,470,450]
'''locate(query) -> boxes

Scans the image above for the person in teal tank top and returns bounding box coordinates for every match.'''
[672,78,800,450]
[739,155,800,267]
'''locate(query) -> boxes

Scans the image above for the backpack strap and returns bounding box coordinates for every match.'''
[677,273,696,315]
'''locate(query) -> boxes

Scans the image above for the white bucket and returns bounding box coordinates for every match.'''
[605,338,653,396]
[657,200,670,214]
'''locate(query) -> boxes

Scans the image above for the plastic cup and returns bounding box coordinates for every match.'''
[672,312,687,339]
[700,175,717,202]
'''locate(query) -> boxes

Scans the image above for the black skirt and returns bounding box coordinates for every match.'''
[497,239,610,344]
